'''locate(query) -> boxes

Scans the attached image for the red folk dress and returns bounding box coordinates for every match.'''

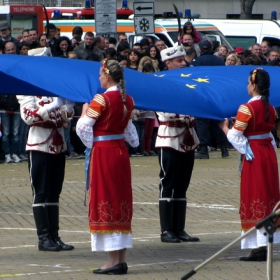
[86,88,135,251]
[233,98,280,248]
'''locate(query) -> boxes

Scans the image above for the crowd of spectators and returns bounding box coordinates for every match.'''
[0,20,280,162]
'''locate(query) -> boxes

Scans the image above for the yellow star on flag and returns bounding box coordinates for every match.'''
[181,74,192,77]
[193,78,209,83]
[186,84,197,89]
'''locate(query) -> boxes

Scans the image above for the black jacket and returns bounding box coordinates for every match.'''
[192,51,225,66]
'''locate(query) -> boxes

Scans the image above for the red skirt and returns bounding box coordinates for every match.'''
[240,138,280,231]
[88,139,133,234]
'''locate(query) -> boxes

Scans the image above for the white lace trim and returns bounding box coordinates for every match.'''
[76,117,95,148]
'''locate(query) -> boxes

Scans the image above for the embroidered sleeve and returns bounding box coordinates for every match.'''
[16,95,48,125]
[86,94,106,120]
[234,104,252,131]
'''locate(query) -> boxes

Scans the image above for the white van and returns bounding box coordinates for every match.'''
[48,18,233,50]
[198,19,280,49]
[156,18,233,50]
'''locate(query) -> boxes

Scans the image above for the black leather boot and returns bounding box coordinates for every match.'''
[220,144,229,158]
[173,200,200,242]
[33,206,60,251]
[159,200,180,243]
[195,145,209,159]
[239,248,267,261]
[47,204,74,250]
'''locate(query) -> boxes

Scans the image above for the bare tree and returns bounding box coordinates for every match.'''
[240,0,256,19]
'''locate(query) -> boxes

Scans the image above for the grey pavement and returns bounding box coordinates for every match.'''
[0,149,279,280]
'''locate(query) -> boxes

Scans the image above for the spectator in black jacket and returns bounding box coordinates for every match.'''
[192,40,224,66]
[0,21,19,53]
[193,39,229,159]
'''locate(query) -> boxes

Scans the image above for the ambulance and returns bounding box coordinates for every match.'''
[47,18,233,50]
[197,19,280,49]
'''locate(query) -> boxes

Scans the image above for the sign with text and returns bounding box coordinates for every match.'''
[95,0,117,34]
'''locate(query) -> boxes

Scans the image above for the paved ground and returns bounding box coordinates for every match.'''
[0,149,279,280]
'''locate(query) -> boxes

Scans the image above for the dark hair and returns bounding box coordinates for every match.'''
[140,38,150,47]
[127,49,140,68]
[182,21,196,38]
[267,58,280,66]
[106,47,117,59]
[133,42,142,48]
[142,63,155,73]
[72,26,83,36]
[109,37,117,45]
[145,44,161,61]
[244,50,252,58]
[45,23,56,30]
[85,31,94,38]
[243,55,261,65]
[212,41,220,52]
[19,41,30,51]
[86,53,100,61]
[53,36,72,57]
[0,40,5,52]
[29,28,38,34]
[22,29,29,35]
[117,55,127,62]
[93,36,101,47]
[117,41,130,53]
[261,40,271,47]
[145,36,155,44]
[250,68,270,122]
[185,47,196,56]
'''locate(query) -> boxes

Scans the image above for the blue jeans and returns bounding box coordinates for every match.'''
[18,118,29,155]
[63,121,74,154]
[1,112,21,155]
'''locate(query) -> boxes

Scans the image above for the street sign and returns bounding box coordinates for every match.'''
[133,2,154,15]
[134,15,155,34]
[95,0,117,34]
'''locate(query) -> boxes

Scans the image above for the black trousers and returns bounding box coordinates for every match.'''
[157,148,194,198]
[28,151,65,204]
[196,118,228,146]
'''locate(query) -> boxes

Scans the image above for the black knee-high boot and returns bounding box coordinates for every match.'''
[173,200,200,242]
[46,204,74,250]
[159,199,180,243]
[33,206,60,251]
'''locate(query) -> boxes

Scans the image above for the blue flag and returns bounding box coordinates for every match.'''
[0,55,279,120]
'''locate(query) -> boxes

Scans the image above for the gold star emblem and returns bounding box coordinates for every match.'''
[186,84,197,89]
[193,78,209,83]
[181,73,192,77]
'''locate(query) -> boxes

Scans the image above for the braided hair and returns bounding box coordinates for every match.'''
[250,68,270,122]
[102,59,127,119]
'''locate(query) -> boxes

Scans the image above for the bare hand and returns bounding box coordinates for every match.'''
[81,103,89,117]
[219,118,229,135]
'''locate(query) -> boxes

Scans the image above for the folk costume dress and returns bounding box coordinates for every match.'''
[227,96,280,249]
[77,86,138,252]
